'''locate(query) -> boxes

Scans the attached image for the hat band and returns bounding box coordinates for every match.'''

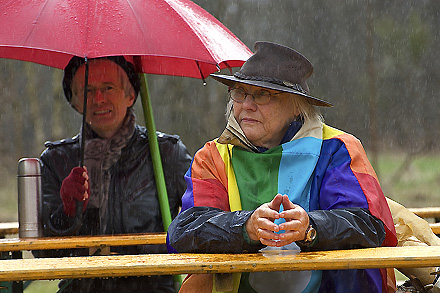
[234,72,308,94]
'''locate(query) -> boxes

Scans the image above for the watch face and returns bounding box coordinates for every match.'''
[306,226,316,242]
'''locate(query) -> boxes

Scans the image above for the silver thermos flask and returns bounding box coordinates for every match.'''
[17,158,43,238]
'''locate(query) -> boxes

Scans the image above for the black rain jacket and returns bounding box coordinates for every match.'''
[37,125,191,293]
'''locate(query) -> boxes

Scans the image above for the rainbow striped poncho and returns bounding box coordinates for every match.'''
[178,119,397,293]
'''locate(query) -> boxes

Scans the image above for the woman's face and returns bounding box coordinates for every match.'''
[232,83,300,149]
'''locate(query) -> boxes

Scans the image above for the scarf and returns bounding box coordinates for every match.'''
[83,108,136,233]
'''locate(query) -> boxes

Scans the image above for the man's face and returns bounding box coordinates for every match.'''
[71,59,135,139]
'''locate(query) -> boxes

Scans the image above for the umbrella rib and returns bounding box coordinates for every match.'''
[195,61,206,84]
[164,0,230,64]
[124,0,203,63]
[223,61,233,74]
[124,0,150,59]
[123,0,203,63]
[164,0,209,56]
[23,0,52,45]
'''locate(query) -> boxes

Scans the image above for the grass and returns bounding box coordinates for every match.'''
[376,152,440,208]
[24,280,60,293]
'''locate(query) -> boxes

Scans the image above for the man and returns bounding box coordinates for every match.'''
[39,56,191,292]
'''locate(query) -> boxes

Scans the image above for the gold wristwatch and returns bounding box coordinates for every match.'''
[303,224,317,243]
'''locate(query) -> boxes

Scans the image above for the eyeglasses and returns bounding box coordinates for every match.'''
[228,87,282,105]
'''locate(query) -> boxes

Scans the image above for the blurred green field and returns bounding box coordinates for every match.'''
[376,152,440,208]
[24,280,60,293]
[1,152,439,292]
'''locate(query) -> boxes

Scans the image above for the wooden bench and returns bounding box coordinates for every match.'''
[0,233,166,252]
[0,221,438,245]
[431,222,440,235]
[408,207,440,220]
[0,223,435,251]
[0,206,435,238]
[0,222,18,237]
[0,246,438,281]
[0,207,435,237]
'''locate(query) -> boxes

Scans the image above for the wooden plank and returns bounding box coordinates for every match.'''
[0,233,166,251]
[0,222,437,253]
[0,207,434,237]
[0,222,18,237]
[431,222,440,234]
[0,246,438,281]
[408,207,440,219]
[0,220,437,253]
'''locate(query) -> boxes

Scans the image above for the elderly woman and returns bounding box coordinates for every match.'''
[167,42,397,293]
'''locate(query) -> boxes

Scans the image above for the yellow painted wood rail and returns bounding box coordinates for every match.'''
[408,207,440,219]
[0,206,438,237]
[0,208,437,237]
[431,223,440,234]
[0,221,438,240]
[0,246,438,281]
[0,222,18,237]
[0,233,166,252]
[0,223,437,252]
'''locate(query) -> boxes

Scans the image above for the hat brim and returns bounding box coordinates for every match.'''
[210,73,333,107]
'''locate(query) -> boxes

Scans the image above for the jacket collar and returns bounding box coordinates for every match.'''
[217,109,322,152]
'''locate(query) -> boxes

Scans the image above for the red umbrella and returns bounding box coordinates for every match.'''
[0,0,251,79]
[0,0,251,240]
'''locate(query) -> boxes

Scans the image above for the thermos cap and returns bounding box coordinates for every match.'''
[17,158,42,177]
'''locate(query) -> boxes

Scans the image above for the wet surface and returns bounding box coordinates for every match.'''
[2,246,440,281]
[0,233,167,251]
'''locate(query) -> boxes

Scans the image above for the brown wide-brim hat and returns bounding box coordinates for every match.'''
[211,41,332,107]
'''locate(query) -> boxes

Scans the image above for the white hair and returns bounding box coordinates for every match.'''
[290,93,323,122]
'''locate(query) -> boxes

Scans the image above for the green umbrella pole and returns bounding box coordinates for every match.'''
[138,73,172,230]
[138,73,183,290]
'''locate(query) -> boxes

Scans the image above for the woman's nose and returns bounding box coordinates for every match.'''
[242,94,257,110]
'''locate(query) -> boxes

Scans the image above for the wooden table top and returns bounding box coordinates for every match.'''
[0,246,438,281]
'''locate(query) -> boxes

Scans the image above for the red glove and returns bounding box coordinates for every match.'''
[60,167,89,217]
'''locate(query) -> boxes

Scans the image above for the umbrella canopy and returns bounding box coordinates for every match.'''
[0,0,251,244]
[0,0,251,79]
